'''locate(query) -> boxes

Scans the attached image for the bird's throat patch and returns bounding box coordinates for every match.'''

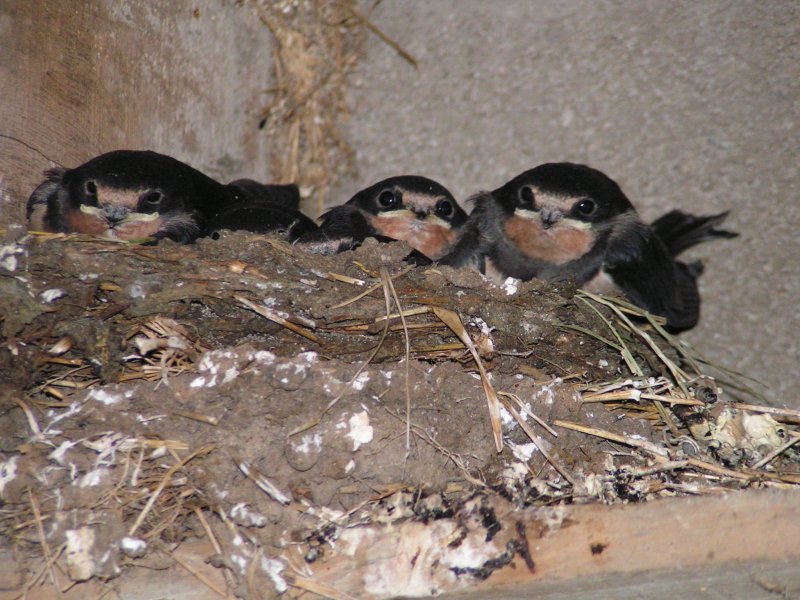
[64,208,166,239]
[370,215,456,259]
[503,215,595,264]
[64,210,110,236]
[108,216,167,240]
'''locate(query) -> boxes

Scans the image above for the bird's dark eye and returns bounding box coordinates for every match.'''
[435,198,454,219]
[140,191,163,211]
[377,189,398,210]
[576,199,596,216]
[81,180,99,206]
[519,186,535,207]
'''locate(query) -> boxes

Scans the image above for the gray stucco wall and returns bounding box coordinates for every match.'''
[333,1,799,407]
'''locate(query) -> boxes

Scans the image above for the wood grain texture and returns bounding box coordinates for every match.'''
[292,488,800,599]
[0,0,273,229]
[1,490,798,599]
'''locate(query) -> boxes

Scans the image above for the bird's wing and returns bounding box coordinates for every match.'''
[604,221,701,332]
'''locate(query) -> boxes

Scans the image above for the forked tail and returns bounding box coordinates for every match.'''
[650,210,738,257]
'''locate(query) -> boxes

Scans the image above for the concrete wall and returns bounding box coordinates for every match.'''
[0,0,272,226]
[333,0,800,407]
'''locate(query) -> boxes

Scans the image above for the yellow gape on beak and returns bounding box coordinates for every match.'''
[79,204,160,223]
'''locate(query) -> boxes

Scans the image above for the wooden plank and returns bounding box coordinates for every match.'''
[2,490,797,599]
[452,489,800,599]
[294,488,800,598]
[449,559,800,600]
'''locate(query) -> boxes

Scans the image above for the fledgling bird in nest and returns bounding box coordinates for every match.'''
[440,163,738,332]
[298,175,468,261]
[27,150,317,243]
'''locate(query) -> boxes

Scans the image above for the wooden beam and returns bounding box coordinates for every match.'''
[2,490,798,599]
[289,488,800,598]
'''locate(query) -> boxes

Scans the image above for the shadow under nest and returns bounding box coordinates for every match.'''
[0,225,797,598]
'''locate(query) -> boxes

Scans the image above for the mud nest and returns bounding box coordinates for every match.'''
[1,225,798,598]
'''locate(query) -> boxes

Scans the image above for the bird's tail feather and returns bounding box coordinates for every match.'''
[650,210,738,257]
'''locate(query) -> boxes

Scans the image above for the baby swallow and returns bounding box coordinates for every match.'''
[441,163,737,331]
[27,150,234,243]
[27,150,315,244]
[207,179,318,242]
[298,175,468,260]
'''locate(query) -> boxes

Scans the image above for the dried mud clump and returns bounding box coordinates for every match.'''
[1,226,798,598]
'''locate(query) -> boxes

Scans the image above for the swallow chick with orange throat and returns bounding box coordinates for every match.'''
[441,163,737,331]
[298,175,468,261]
[27,150,318,243]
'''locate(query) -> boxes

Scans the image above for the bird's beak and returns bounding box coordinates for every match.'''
[79,204,105,218]
[380,208,416,219]
[80,203,158,225]
[540,207,563,229]
[120,211,160,224]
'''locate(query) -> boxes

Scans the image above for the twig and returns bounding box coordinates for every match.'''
[499,396,575,485]
[653,400,682,439]
[559,324,622,352]
[194,509,222,558]
[330,265,413,309]
[344,4,418,68]
[733,403,800,419]
[412,342,465,352]
[331,280,381,308]
[433,306,503,453]
[374,306,430,322]
[193,505,236,597]
[582,390,703,406]
[236,459,291,505]
[685,458,752,481]
[751,434,800,470]
[644,313,705,376]
[246,545,261,600]
[574,295,642,376]
[28,488,62,596]
[284,572,360,600]
[14,398,45,442]
[172,551,228,599]
[129,445,213,536]
[172,410,220,426]
[15,543,66,599]
[624,460,690,477]
[554,419,669,458]
[236,295,319,343]
[385,407,485,487]
[382,266,412,453]
[326,272,367,286]
[497,391,558,436]
[288,269,396,437]
[578,291,691,395]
